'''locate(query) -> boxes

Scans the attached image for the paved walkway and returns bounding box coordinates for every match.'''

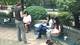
[0,25,68,45]
[0,25,47,45]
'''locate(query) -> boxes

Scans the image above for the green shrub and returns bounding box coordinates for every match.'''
[59,12,72,25]
[24,6,47,20]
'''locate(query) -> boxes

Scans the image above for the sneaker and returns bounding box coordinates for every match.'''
[18,39,22,42]
[37,37,41,39]
[24,41,27,44]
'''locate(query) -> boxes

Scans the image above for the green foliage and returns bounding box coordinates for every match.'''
[59,12,73,26]
[55,0,76,11]
[68,0,80,28]
[24,6,47,20]
[69,0,80,14]
[0,0,20,5]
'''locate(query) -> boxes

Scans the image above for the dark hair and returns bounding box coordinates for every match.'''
[16,2,21,6]
[46,40,51,44]
[46,40,53,45]
[23,11,29,15]
[51,17,54,19]
[54,17,60,25]
[54,23,59,30]
[48,15,50,20]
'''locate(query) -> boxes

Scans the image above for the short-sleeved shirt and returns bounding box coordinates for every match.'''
[14,6,22,21]
[23,15,31,24]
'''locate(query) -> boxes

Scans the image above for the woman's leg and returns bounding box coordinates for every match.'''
[37,32,42,39]
[46,30,51,40]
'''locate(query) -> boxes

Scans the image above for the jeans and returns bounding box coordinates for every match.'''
[15,20,26,42]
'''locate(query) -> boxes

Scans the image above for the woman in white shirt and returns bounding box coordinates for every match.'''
[23,11,31,33]
[46,17,61,40]
[46,17,56,28]
[51,23,61,36]
[46,17,55,40]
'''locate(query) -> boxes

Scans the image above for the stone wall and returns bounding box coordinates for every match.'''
[63,25,80,45]
[33,20,80,45]
[32,20,47,25]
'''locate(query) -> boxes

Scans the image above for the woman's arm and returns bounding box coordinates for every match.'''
[59,25,61,31]
[13,12,15,17]
[20,11,24,17]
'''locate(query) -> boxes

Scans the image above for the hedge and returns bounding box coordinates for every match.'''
[24,6,47,20]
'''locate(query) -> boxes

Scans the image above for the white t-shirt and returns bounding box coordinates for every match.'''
[23,15,31,24]
[47,19,53,28]
[49,19,53,26]
[51,28,60,33]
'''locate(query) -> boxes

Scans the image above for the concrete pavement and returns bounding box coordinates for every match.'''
[0,25,47,45]
[0,25,68,45]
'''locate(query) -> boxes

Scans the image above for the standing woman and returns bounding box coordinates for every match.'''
[23,11,32,33]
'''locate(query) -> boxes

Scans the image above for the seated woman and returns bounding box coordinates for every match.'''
[46,23,61,40]
[50,23,61,36]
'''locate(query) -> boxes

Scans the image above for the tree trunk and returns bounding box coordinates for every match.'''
[73,13,80,28]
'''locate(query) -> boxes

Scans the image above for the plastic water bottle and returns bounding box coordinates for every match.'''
[64,36,68,40]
